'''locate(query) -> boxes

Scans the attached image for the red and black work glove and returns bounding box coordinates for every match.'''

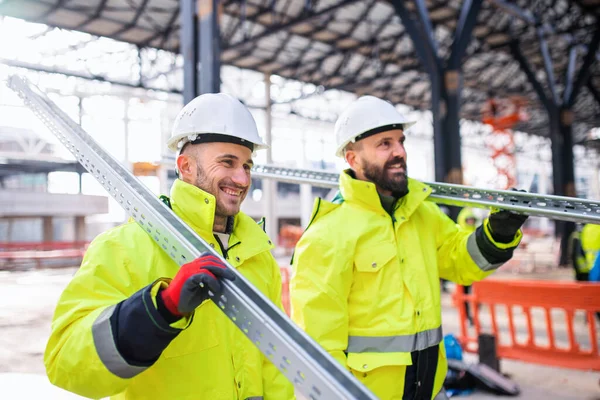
[160,253,236,317]
[487,189,529,243]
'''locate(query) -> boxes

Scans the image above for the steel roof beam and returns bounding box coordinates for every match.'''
[73,0,110,30]
[225,0,360,51]
[487,0,536,24]
[587,80,600,108]
[112,0,151,36]
[566,28,600,107]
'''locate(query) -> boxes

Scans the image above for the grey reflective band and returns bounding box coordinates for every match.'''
[466,233,502,272]
[434,389,449,400]
[244,397,264,400]
[92,305,148,379]
[347,326,443,353]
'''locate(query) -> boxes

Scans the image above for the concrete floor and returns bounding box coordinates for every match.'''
[0,265,598,400]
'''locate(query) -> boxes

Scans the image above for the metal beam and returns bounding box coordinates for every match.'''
[140,6,181,48]
[537,26,559,105]
[566,28,600,107]
[181,0,198,102]
[225,0,360,51]
[325,0,377,78]
[391,0,446,183]
[448,0,483,69]
[0,57,182,94]
[199,0,221,94]
[414,0,439,56]
[509,40,552,112]
[562,46,578,105]
[487,0,536,24]
[587,80,600,108]
[111,0,151,36]
[223,0,292,44]
[391,0,440,77]
[73,0,110,30]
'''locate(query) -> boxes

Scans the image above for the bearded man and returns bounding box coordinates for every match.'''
[290,95,527,400]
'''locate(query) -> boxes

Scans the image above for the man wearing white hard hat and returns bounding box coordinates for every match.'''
[44,93,294,400]
[290,95,527,399]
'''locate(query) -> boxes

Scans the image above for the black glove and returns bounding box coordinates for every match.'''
[487,189,528,243]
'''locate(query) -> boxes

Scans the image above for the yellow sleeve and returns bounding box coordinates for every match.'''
[44,234,134,398]
[434,205,498,285]
[44,230,191,398]
[290,229,353,367]
[262,255,295,400]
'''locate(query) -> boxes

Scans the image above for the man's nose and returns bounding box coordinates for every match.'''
[231,167,250,187]
[391,141,406,159]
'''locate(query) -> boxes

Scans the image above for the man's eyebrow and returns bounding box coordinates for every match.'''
[377,135,405,144]
[376,136,394,143]
[218,154,239,160]
[218,154,254,165]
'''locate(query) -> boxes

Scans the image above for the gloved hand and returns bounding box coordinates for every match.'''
[487,189,528,243]
[161,253,235,316]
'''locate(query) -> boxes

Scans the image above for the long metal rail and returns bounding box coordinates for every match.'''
[252,165,600,224]
[7,75,377,400]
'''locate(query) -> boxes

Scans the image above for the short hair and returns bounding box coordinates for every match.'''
[343,140,363,155]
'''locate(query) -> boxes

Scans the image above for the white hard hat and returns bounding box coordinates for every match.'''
[334,95,416,157]
[167,93,267,153]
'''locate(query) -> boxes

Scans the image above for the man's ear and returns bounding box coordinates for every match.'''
[176,154,195,182]
[345,148,358,169]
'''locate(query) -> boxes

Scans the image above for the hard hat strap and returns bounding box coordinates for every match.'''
[180,133,255,152]
[353,123,405,144]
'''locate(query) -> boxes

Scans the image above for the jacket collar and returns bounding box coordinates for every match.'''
[169,179,273,261]
[339,169,432,219]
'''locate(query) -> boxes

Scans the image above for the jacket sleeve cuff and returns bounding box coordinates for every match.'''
[92,280,192,379]
[150,279,193,330]
[468,224,520,271]
[483,219,523,249]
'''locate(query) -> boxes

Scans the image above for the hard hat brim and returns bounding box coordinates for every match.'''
[335,120,416,157]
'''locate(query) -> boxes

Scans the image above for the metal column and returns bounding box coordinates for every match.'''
[263,73,278,241]
[181,0,198,103]
[392,0,482,220]
[199,0,221,94]
[181,0,221,103]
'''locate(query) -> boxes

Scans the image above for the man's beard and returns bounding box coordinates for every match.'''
[195,163,243,218]
[362,156,409,198]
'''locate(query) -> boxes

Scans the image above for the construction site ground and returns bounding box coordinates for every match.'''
[0,238,599,399]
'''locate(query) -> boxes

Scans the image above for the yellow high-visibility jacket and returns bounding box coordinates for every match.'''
[457,208,478,233]
[44,179,294,400]
[291,171,521,400]
[581,223,600,273]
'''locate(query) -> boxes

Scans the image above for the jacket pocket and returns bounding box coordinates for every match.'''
[354,241,397,273]
[347,351,412,372]
[163,302,220,358]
